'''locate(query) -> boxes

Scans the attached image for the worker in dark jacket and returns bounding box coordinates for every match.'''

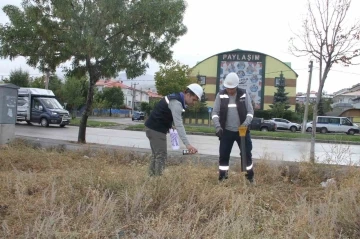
[145,83,204,176]
[211,72,254,183]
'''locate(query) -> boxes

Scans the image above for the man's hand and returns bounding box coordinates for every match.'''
[216,127,223,138]
[186,145,198,154]
[241,116,253,127]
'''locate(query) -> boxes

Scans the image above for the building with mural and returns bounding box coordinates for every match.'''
[190,49,298,110]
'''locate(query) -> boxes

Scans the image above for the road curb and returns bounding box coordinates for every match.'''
[124,128,360,145]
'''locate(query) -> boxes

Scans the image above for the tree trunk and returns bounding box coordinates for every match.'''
[310,63,331,163]
[310,101,318,162]
[45,69,50,90]
[109,108,112,117]
[78,61,97,143]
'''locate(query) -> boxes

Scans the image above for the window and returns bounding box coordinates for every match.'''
[40,98,63,109]
[33,99,41,110]
[329,118,340,124]
[341,118,352,126]
[274,77,285,86]
[197,75,206,85]
[318,117,329,123]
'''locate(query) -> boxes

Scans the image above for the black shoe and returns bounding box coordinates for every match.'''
[218,170,229,181]
[246,177,256,186]
[218,175,228,181]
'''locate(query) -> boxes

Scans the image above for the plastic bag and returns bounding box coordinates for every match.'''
[169,128,180,150]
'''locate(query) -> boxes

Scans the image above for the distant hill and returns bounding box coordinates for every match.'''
[116,73,157,92]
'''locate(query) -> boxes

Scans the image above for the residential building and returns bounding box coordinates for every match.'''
[95,79,161,110]
[325,83,360,122]
[296,91,333,104]
[332,90,360,109]
[331,83,360,110]
[296,91,318,104]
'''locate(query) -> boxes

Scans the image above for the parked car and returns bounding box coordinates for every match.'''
[306,116,359,135]
[270,118,301,132]
[250,117,277,132]
[132,111,145,121]
[305,121,313,132]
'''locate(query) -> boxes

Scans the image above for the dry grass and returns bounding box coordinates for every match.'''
[1,140,360,238]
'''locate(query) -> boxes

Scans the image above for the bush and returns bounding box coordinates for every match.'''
[254,110,272,119]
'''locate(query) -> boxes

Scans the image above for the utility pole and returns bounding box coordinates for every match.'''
[132,82,139,114]
[301,60,313,133]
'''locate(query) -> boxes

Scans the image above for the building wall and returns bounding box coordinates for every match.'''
[190,51,298,110]
[191,55,218,106]
[340,109,360,123]
[333,95,355,104]
[263,55,297,110]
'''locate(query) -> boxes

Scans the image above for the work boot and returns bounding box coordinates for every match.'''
[245,170,255,185]
[218,170,229,181]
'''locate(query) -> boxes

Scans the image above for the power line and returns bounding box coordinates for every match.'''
[312,67,360,76]
[264,68,308,75]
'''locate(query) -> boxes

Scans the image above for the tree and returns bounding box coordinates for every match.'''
[48,75,64,102]
[62,76,88,116]
[101,87,124,116]
[7,68,30,87]
[140,102,150,116]
[289,0,360,162]
[30,76,45,88]
[269,72,290,110]
[0,0,187,143]
[155,60,195,96]
[0,2,67,89]
[317,98,326,116]
[269,103,287,118]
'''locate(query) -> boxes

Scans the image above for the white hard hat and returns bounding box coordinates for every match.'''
[187,83,203,100]
[223,72,239,88]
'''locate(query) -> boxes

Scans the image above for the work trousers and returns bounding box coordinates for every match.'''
[146,128,167,176]
[219,129,254,180]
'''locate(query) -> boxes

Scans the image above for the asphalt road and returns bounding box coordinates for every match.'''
[14,123,360,165]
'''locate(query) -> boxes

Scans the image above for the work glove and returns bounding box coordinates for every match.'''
[216,127,223,138]
[241,116,253,127]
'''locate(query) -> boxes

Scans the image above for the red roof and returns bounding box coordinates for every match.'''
[95,79,130,89]
[96,79,162,98]
[147,90,162,98]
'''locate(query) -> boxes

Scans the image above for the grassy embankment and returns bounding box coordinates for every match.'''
[0,141,359,238]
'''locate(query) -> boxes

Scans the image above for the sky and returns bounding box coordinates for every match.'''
[0,0,359,94]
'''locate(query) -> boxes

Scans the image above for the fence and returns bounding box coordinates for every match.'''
[183,111,213,126]
[92,108,131,117]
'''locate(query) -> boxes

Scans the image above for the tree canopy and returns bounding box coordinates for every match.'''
[0,0,187,143]
[6,68,30,87]
[100,87,125,116]
[155,60,195,96]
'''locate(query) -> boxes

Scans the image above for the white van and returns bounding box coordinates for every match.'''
[305,116,359,135]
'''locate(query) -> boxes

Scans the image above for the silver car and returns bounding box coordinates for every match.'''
[270,118,301,132]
